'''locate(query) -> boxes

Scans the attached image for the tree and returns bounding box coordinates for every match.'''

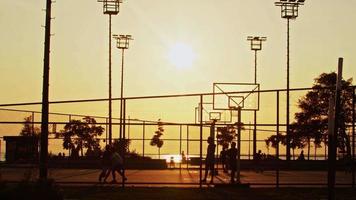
[296,73,353,159]
[150,119,164,159]
[279,72,353,159]
[265,133,284,154]
[112,138,131,154]
[56,116,104,157]
[19,115,40,136]
[216,125,236,147]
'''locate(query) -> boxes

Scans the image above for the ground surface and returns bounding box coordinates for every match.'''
[1,168,356,199]
[61,187,356,200]
[1,168,354,187]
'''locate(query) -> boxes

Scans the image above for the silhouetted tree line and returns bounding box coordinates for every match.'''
[265,72,354,160]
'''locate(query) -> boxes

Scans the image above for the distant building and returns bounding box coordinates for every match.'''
[3,136,38,163]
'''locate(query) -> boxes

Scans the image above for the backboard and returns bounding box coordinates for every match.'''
[213,83,260,111]
[195,102,233,124]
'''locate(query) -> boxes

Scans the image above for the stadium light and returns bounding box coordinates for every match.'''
[275,0,305,161]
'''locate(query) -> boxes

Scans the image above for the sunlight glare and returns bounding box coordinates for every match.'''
[168,42,196,69]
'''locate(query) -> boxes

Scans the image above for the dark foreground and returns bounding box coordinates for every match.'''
[2,183,356,200]
[60,187,356,200]
[62,187,356,200]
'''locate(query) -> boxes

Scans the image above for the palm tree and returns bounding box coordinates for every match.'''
[150,119,164,159]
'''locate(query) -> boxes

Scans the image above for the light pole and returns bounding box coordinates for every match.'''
[275,0,305,161]
[113,34,133,141]
[97,0,122,145]
[247,36,266,159]
[39,0,53,180]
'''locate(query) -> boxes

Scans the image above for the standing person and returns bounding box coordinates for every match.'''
[202,136,216,184]
[98,145,112,183]
[110,149,127,183]
[227,142,238,184]
[297,150,305,161]
[254,150,263,173]
[220,144,228,173]
[181,151,187,164]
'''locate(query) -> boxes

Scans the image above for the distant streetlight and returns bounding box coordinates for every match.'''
[275,0,305,161]
[97,0,123,144]
[113,34,133,140]
[247,36,267,84]
[247,36,266,159]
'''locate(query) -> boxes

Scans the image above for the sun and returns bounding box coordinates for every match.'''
[168,42,196,69]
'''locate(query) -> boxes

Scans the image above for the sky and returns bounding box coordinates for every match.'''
[0,0,355,104]
[0,0,356,158]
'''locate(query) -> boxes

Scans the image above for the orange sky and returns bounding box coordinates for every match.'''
[0,0,355,158]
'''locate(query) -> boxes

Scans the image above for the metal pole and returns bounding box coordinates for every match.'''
[276,91,280,188]
[179,125,182,171]
[248,122,251,160]
[253,48,258,160]
[199,95,203,188]
[122,98,126,188]
[128,116,130,150]
[187,125,189,169]
[119,49,125,140]
[108,14,112,145]
[40,0,52,180]
[286,18,291,161]
[32,112,35,134]
[236,107,242,183]
[253,110,257,159]
[105,118,108,145]
[328,58,343,200]
[254,50,257,84]
[143,121,145,157]
[352,88,355,187]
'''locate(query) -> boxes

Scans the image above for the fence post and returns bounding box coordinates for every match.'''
[122,98,126,188]
[143,121,145,157]
[179,124,182,172]
[187,125,189,170]
[106,118,108,145]
[199,95,203,188]
[236,107,242,183]
[276,91,280,188]
[32,112,35,134]
[328,58,343,200]
[352,87,355,187]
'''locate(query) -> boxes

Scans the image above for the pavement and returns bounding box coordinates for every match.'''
[1,167,355,187]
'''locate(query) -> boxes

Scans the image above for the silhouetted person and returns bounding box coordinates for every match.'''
[110,150,127,183]
[98,145,112,183]
[297,150,305,161]
[181,151,187,164]
[220,144,228,173]
[227,142,238,184]
[202,136,216,184]
[170,156,175,168]
[71,147,79,159]
[254,150,263,173]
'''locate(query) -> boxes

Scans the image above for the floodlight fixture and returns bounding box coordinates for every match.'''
[98,0,123,15]
[113,33,133,142]
[96,0,125,145]
[274,0,305,161]
[247,36,266,84]
[113,34,133,49]
[275,0,305,19]
[247,36,267,51]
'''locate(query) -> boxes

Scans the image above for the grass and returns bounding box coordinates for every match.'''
[62,186,356,200]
